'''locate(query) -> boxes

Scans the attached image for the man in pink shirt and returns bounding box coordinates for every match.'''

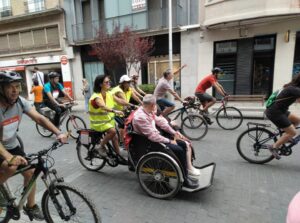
[286,191,300,223]
[132,94,201,189]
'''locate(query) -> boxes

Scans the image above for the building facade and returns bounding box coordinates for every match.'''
[183,0,300,98]
[0,0,74,100]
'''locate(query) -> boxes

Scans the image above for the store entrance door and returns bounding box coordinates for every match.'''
[252,53,274,96]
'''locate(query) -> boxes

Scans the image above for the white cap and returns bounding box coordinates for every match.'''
[119,75,131,83]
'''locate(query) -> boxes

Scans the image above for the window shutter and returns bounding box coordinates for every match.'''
[46,26,60,48]
[33,28,47,49]
[20,31,33,49]
[8,33,21,52]
[0,35,8,53]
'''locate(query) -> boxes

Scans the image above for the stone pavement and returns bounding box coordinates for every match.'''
[4,111,300,223]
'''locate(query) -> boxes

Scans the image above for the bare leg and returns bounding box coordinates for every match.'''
[99,128,116,148]
[185,144,193,170]
[0,163,17,184]
[202,98,216,112]
[22,169,36,208]
[161,106,175,118]
[112,135,121,155]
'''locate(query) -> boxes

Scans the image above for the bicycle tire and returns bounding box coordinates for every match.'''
[36,123,54,137]
[180,115,208,140]
[77,142,106,171]
[0,187,10,223]
[216,106,243,130]
[66,115,87,139]
[236,127,275,164]
[41,183,101,223]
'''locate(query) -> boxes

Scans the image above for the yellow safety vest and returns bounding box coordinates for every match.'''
[111,85,132,111]
[89,92,115,132]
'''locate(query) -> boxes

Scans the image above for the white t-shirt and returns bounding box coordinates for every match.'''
[33,71,44,86]
[153,78,171,99]
[0,97,32,150]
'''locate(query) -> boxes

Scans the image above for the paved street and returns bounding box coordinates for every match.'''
[7,111,300,223]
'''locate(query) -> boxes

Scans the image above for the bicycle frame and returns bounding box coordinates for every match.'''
[167,106,187,121]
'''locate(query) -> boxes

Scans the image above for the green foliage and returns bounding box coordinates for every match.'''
[139,84,155,94]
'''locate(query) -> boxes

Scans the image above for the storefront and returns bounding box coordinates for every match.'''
[0,55,73,100]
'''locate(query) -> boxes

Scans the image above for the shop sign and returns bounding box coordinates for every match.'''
[132,0,146,11]
[0,66,25,71]
[61,56,68,65]
[17,58,37,65]
[63,81,73,98]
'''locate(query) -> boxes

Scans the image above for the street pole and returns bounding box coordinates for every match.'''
[168,0,173,72]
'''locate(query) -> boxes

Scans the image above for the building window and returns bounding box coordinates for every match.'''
[0,26,60,55]
[26,0,45,13]
[293,32,300,76]
[0,0,12,17]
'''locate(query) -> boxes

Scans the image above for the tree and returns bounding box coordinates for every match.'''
[92,25,154,83]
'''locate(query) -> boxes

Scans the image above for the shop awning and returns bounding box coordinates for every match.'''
[0,66,25,71]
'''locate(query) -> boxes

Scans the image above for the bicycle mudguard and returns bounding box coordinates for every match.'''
[181,162,216,193]
[247,122,271,129]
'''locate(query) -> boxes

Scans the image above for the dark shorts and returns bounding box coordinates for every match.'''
[8,146,26,157]
[266,108,291,129]
[115,116,125,129]
[157,98,175,111]
[195,92,214,103]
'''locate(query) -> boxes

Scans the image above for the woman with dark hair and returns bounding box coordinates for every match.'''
[89,75,126,163]
[265,74,300,159]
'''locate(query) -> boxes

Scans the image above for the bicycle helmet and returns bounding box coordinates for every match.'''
[0,71,22,84]
[212,67,223,74]
[48,72,60,79]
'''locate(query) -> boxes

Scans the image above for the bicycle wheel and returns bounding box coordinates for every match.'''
[216,106,243,130]
[36,123,54,137]
[180,115,208,140]
[66,115,87,139]
[41,183,101,223]
[137,154,181,199]
[77,142,106,171]
[0,187,10,223]
[236,127,275,164]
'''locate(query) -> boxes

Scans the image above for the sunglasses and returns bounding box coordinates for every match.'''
[103,80,111,84]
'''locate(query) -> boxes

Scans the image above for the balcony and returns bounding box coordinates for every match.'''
[0,6,12,18]
[204,0,300,28]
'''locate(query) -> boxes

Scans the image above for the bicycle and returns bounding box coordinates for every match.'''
[191,97,243,130]
[0,141,101,223]
[166,100,208,140]
[236,122,300,164]
[36,102,86,139]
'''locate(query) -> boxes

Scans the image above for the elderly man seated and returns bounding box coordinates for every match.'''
[132,94,200,189]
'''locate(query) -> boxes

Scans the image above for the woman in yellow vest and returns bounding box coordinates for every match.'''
[89,75,125,162]
[111,74,142,143]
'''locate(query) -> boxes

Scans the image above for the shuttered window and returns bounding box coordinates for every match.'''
[0,35,8,53]
[8,33,21,52]
[0,26,60,55]
[46,27,59,48]
[20,31,33,49]
[33,28,47,49]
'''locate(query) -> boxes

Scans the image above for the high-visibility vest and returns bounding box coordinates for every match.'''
[89,92,115,132]
[111,85,132,111]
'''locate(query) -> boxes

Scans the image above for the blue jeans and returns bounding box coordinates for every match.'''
[157,98,175,111]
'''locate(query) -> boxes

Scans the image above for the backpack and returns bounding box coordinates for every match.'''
[265,89,282,108]
[124,110,136,150]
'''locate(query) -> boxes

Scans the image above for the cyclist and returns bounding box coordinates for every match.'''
[265,74,300,159]
[0,71,68,220]
[43,72,73,127]
[132,94,200,189]
[130,73,146,102]
[89,75,126,163]
[111,75,142,144]
[154,65,186,117]
[195,67,228,124]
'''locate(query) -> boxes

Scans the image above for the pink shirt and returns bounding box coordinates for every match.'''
[132,107,176,144]
[287,192,300,223]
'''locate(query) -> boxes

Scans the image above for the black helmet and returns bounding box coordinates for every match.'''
[212,67,223,74]
[48,72,60,79]
[0,71,22,84]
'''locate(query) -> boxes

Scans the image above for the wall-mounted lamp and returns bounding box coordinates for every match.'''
[284,30,290,43]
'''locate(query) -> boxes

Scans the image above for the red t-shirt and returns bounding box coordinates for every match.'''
[195,74,217,93]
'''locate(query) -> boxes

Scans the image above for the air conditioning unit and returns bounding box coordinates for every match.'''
[0,10,11,17]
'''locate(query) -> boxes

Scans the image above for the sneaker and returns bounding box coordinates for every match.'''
[117,155,128,165]
[188,167,201,177]
[183,176,199,189]
[265,144,281,160]
[95,146,107,157]
[203,116,213,125]
[24,204,44,221]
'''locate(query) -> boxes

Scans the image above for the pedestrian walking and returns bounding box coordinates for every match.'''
[82,79,91,113]
[32,67,44,86]
[30,79,43,113]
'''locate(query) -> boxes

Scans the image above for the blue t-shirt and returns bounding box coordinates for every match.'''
[43,82,64,100]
